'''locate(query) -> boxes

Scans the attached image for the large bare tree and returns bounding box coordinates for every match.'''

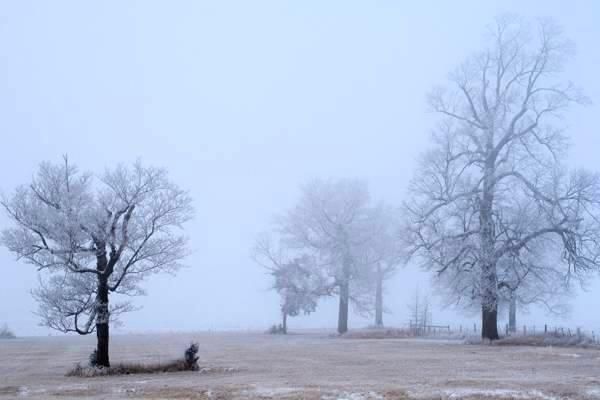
[1,158,193,366]
[403,16,600,340]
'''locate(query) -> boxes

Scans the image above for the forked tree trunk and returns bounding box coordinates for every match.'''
[508,291,517,334]
[96,276,110,367]
[337,280,349,334]
[374,264,384,328]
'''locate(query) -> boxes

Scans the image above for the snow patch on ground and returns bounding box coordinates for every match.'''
[557,353,581,358]
[249,386,304,397]
[323,391,384,400]
[253,387,299,395]
[443,388,559,400]
[587,388,600,398]
[249,387,385,400]
[16,386,47,397]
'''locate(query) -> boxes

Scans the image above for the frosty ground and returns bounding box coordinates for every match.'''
[1,331,600,399]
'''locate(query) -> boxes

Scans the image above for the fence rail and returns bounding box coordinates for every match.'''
[405,322,600,344]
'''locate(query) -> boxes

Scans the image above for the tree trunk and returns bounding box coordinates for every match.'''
[337,280,349,334]
[482,304,499,340]
[282,311,288,335]
[508,291,517,334]
[95,275,110,367]
[480,155,499,341]
[374,264,383,328]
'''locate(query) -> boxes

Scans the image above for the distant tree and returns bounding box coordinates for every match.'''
[361,205,404,328]
[496,249,571,333]
[271,179,380,334]
[408,289,431,336]
[1,157,193,367]
[0,323,16,339]
[403,16,600,340]
[254,236,330,333]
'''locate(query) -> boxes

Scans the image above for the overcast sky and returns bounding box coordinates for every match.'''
[1,1,599,336]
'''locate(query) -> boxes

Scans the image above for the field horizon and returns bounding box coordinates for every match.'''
[1,330,600,399]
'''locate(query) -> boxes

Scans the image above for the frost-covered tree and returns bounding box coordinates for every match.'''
[403,16,600,340]
[0,323,16,339]
[361,205,404,328]
[275,179,380,334]
[497,248,572,333]
[408,289,431,335]
[1,157,193,366]
[434,246,572,334]
[254,237,330,333]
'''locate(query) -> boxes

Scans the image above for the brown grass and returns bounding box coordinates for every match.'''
[66,360,237,378]
[66,360,186,377]
[339,328,413,339]
[493,334,600,349]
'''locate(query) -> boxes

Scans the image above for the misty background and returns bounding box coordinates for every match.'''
[0,1,598,336]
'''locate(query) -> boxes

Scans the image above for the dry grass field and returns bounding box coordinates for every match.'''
[1,331,600,399]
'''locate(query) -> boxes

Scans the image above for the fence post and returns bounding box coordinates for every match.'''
[523,325,527,335]
[544,324,547,334]
[474,323,476,333]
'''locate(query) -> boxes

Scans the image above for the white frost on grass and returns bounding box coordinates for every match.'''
[443,388,559,400]
[249,387,385,400]
[17,386,47,397]
[587,388,600,398]
[249,386,303,396]
[323,391,384,400]
[557,353,581,358]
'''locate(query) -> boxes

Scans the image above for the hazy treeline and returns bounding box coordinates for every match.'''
[254,16,600,340]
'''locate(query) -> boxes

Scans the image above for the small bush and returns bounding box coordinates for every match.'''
[89,349,98,367]
[184,342,199,371]
[0,324,16,339]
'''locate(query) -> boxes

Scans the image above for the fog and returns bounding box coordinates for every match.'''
[0,1,599,337]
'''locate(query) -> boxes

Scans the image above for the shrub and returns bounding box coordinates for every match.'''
[89,350,98,367]
[184,342,199,371]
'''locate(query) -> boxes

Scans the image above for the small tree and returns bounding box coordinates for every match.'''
[362,205,404,328]
[1,157,193,367]
[254,236,330,333]
[408,289,431,336]
[496,249,572,333]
